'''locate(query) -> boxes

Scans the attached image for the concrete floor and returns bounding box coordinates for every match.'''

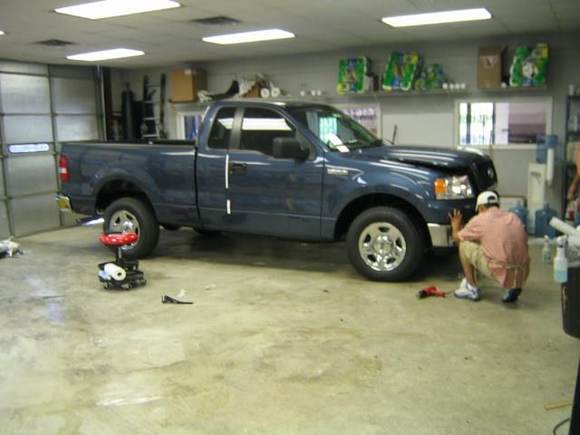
[0,224,578,435]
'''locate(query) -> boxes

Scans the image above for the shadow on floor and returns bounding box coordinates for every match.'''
[152,228,462,281]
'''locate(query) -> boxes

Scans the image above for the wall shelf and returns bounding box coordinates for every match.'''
[170,85,550,110]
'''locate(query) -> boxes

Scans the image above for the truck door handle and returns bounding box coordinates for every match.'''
[229,162,247,174]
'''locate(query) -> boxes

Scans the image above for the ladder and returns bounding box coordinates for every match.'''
[140,74,166,140]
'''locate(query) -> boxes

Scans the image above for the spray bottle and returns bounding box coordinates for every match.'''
[553,236,568,283]
[542,235,552,264]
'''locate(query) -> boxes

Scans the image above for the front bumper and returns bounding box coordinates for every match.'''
[427,223,454,247]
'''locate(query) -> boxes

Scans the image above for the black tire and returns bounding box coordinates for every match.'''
[103,197,159,259]
[347,206,425,281]
[162,224,181,231]
[193,227,221,237]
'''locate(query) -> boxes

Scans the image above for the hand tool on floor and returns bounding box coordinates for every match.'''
[417,286,447,299]
[162,295,193,304]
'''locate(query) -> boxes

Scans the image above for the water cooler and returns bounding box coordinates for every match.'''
[528,163,547,234]
[528,135,558,234]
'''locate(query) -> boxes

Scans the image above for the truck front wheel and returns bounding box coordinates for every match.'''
[347,207,425,281]
[103,197,159,259]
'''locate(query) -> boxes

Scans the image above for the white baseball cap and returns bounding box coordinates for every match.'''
[475,191,499,210]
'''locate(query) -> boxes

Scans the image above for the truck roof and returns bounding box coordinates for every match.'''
[209,98,331,109]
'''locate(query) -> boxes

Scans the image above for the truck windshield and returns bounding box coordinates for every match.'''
[287,106,382,151]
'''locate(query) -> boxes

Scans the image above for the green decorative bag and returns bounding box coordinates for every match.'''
[383,52,421,91]
[337,57,370,94]
[509,43,549,87]
[414,64,448,91]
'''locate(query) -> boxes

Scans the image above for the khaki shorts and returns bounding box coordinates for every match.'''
[460,241,492,279]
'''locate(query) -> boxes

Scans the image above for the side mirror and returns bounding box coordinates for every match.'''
[273,137,309,160]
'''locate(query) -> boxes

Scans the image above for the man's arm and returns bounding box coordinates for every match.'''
[569,148,580,200]
[449,209,464,243]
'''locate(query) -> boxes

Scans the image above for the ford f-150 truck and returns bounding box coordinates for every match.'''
[58,100,497,281]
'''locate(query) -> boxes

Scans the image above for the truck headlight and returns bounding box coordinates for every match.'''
[434,175,473,199]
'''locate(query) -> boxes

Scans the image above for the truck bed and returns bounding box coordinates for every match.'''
[60,141,198,226]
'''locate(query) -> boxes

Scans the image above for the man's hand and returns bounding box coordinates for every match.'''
[449,209,463,230]
[449,209,463,243]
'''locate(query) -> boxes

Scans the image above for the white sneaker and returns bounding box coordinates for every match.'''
[454,282,482,301]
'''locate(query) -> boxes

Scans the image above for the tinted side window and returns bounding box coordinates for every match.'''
[240,108,295,156]
[208,108,235,149]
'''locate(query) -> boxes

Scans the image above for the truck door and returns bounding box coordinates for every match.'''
[196,106,236,228]
[225,107,324,239]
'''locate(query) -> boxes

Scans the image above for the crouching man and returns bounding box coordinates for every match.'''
[449,191,530,303]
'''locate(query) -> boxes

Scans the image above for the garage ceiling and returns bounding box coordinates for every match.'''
[0,0,578,67]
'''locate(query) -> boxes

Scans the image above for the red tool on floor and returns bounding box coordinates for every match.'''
[98,232,146,290]
[417,286,447,299]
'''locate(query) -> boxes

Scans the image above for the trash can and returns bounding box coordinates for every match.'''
[563,264,580,339]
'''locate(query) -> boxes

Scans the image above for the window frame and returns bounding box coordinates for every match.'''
[453,96,553,150]
[234,106,314,159]
[205,106,238,150]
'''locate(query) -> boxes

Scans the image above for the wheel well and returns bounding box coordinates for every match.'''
[334,193,430,244]
[95,180,155,215]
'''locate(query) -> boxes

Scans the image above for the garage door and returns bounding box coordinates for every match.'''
[0,61,103,238]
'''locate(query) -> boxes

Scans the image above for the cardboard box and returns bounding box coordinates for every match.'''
[477,46,503,89]
[171,68,207,102]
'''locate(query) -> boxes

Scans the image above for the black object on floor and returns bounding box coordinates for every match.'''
[563,267,580,339]
[162,295,193,304]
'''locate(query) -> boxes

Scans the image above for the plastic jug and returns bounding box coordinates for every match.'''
[536,134,558,164]
[509,201,528,231]
[553,236,568,283]
[535,203,558,238]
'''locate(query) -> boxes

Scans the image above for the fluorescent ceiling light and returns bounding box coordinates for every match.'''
[382,8,491,27]
[54,0,180,20]
[0,30,5,35]
[66,48,145,61]
[202,29,295,45]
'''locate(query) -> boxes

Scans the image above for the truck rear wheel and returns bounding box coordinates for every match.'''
[347,206,425,281]
[103,197,159,259]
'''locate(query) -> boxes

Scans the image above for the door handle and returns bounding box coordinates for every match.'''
[229,162,248,174]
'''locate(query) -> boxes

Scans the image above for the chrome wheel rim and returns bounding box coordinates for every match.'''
[109,210,140,249]
[358,222,407,272]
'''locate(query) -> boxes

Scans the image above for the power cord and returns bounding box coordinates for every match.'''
[553,417,570,435]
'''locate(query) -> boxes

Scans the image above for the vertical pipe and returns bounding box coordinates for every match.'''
[47,65,64,228]
[95,66,107,141]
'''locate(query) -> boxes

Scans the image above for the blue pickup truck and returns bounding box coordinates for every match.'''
[58,100,497,281]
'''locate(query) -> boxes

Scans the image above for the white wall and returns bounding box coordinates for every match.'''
[110,31,580,213]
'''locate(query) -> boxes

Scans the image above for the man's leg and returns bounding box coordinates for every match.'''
[454,241,483,301]
[459,241,477,287]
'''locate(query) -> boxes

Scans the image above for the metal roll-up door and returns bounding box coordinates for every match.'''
[50,65,102,227]
[0,61,103,237]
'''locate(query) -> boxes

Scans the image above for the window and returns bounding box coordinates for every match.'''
[240,108,295,156]
[457,98,551,146]
[208,107,235,149]
[288,105,380,151]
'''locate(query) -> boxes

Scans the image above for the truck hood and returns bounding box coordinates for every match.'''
[347,145,490,170]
